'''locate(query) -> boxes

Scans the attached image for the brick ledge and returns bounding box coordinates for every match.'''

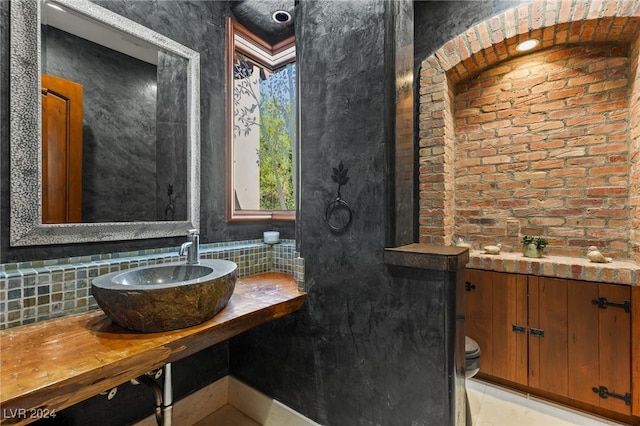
[467,251,640,286]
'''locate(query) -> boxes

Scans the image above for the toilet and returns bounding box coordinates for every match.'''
[465,336,481,426]
[465,336,481,378]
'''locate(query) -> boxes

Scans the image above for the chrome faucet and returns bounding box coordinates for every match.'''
[179,229,200,264]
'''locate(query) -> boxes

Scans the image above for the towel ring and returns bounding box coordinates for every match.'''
[325,197,353,232]
[324,162,353,233]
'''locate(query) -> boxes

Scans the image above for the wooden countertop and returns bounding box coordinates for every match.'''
[0,273,305,425]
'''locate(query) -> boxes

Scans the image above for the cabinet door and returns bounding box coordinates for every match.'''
[464,270,527,384]
[567,280,599,406]
[565,280,631,416]
[492,272,527,385]
[464,269,494,374]
[528,276,568,397]
[595,283,631,415]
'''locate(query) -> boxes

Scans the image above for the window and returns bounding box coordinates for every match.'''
[226,18,296,221]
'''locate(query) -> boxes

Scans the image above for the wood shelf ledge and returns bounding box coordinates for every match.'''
[0,272,305,425]
[384,244,470,271]
[467,251,640,286]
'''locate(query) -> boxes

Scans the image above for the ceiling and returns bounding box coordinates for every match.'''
[229,0,295,45]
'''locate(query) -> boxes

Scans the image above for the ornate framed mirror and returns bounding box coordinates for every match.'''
[10,0,200,246]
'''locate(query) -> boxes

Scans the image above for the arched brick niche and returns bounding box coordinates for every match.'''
[418,0,640,263]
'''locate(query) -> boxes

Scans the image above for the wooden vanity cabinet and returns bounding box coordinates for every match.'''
[464,269,633,418]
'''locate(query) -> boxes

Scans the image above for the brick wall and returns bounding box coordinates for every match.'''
[455,43,630,258]
[418,0,640,262]
[418,57,456,245]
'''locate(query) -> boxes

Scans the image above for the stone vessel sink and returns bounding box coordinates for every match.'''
[92,259,238,333]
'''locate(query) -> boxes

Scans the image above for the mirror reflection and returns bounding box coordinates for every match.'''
[41,0,188,223]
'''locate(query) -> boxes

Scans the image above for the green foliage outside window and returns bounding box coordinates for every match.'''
[258,95,294,210]
[234,59,296,211]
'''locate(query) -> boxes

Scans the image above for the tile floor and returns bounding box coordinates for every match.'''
[196,379,626,426]
[467,378,625,426]
[196,404,259,426]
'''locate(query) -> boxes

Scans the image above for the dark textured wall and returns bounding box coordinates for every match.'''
[230,1,463,425]
[43,26,159,222]
[0,0,294,264]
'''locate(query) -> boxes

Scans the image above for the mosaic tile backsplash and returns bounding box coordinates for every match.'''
[0,240,302,330]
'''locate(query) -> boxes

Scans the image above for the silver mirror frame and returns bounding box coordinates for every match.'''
[10,0,201,246]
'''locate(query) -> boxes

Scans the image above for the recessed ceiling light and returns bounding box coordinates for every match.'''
[516,39,539,52]
[272,10,292,24]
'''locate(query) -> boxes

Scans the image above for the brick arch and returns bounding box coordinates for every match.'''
[418,0,640,262]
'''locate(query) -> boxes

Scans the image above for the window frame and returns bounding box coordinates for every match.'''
[226,17,296,222]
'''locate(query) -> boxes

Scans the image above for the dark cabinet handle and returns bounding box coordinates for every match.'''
[591,297,630,313]
[530,328,544,337]
[592,386,631,406]
[465,281,476,291]
[512,325,526,333]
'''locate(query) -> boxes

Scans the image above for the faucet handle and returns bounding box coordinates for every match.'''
[188,228,198,236]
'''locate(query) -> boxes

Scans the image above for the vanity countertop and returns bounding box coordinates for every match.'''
[0,273,305,425]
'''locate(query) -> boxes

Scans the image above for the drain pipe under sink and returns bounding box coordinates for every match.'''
[132,363,173,426]
[162,363,173,426]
